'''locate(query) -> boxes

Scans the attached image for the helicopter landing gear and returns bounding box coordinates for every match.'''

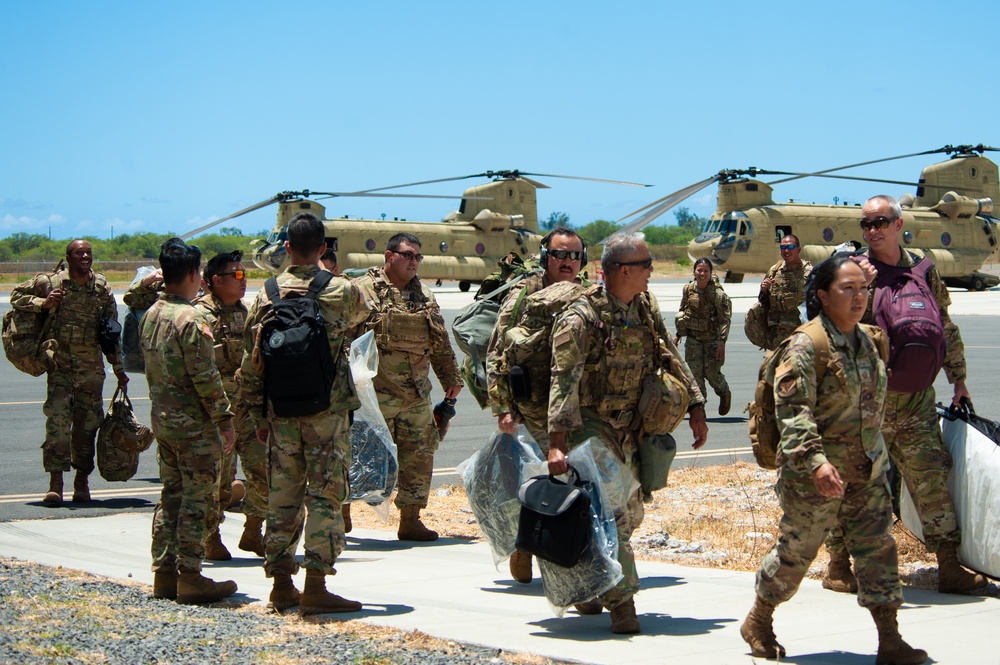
[436,279,443,287]
[458,280,471,292]
[973,276,986,291]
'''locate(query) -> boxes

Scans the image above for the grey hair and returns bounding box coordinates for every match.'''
[866,194,903,219]
[601,232,646,269]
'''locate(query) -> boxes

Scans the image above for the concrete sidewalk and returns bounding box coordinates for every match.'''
[1,512,996,664]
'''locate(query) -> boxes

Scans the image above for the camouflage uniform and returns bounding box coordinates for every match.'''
[759,260,813,350]
[548,287,704,610]
[141,293,234,573]
[828,248,966,558]
[193,293,265,529]
[755,313,902,609]
[352,267,462,510]
[674,276,731,401]
[241,265,368,576]
[11,269,123,474]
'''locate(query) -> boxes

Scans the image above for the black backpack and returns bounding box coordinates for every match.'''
[259,272,336,418]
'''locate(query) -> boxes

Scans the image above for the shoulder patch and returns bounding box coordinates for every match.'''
[553,329,572,347]
[201,323,214,341]
[776,374,798,399]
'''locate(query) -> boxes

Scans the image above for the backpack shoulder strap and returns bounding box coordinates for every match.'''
[264,276,281,305]
[306,271,334,300]
[797,318,832,380]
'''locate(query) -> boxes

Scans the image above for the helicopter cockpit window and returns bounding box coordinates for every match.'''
[267,230,287,245]
[740,221,749,236]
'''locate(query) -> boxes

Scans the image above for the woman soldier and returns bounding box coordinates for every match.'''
[674,258,732,415]
[741,255,927,665]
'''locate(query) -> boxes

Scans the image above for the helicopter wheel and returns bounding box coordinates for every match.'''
[973,277,986,291]
[458,280,471,292]
[435,279,442,287]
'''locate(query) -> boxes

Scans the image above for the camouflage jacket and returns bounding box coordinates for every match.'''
[123,278,163,311]
[548,288,704,434]
[140,293,233,439]
[760,259,813,326]
[862,247,966,385]
[10,268,123,372]
[193,292,248,397]
[675,276,731,342]
[351,267,461,400]
[772,313,889,482]
[241,265,368,426]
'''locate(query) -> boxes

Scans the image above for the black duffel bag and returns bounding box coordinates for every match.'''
[515,466,592,568]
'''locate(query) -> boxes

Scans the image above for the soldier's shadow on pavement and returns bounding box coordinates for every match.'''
[766,651,888,664]
[25,498,153,509]
[705,416,746,424]
[638,574,685,591]
[300,604,415,621]
[344,535,478,552]
[528,612,730,640]
[131,477,163,485]
[480,580,547,598]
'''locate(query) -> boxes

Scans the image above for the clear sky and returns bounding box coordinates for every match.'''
[2,1,998,241]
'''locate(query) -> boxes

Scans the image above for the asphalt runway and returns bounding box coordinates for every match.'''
[3,279,1000,523]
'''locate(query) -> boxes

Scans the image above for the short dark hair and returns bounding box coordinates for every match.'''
[541,226,585,249]
[320,247,337,265]
[781,233,801,246]
[386,232,421,252]
[805,254,855,320]
[693,257,713,273]
[202,250,243,292]
[159,238,202,285]
[287,212,325,252]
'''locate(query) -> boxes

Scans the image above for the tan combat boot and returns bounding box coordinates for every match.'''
[342,503,352,534]
[204,527,232,561]
[72,471,90,502]
[227,480,246,509]
[822,547,859,594]
[509,550,532,584]
[176,569,237,604]
[267,572,301,613]
[43,472,63,505]
[719,389,732,416]
[936,541,987,594]
[609,597,640,634]
[152,571,178,600]
[397,505,438,541]
[740,595,785,659]
[574,598,604,615]
[238,515,266,557]
[298,569,362,615]
[870,605,928,665]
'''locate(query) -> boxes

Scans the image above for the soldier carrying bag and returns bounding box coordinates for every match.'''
[3,263,65,377]
[97,386,155,482]
[515,466,592,568]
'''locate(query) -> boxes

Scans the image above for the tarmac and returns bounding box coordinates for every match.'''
[1,512,998,664]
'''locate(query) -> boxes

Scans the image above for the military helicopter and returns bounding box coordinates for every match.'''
[182,171,649,291]
[612,144,1000,290]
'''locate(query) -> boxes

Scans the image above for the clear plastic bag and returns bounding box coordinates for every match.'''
[537,439,627,615]
[458,425,547,566]
[347,330,398,521]
[121,266,157,374]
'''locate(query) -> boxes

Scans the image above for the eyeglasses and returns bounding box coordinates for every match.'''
[779,244,798,251]
[393,250,424,263]
[218,270,247,280]
[548,249,583,261]
[859,216,895,231]
[615,257,653,269]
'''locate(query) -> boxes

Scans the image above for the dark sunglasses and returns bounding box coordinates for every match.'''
[393,250,424,263]
[616,257,653,269]
[218,270,247,280]
[859,216,895,231]
[779,243,798,251]
[548,249,583,261]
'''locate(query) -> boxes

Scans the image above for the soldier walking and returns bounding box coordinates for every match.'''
[674,258,732,416]
[141,239,238,604]
[351,232,463,542]
[758,234,812,349]
[10,239,127,504]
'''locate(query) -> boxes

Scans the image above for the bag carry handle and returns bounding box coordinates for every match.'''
[110,385,133,411]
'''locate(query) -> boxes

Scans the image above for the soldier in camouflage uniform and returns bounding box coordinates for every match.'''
[194,251,267,561]
[758,234,812,350]
[741,256,926,664]
[674,258,732,416]
[11,239,128,504]
[351,232,463,542]
[241,212,369,614]
[141,238,238,605]
[485,227,588,584]
[823,195,986,597]
[547,233,708,634]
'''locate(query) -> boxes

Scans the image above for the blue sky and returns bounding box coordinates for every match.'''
[2,1,998,241]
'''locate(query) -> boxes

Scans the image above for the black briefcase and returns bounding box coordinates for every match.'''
[515,467,592,568]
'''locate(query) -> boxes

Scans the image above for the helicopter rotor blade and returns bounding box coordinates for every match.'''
[309,192,491,201]
[767,146,975,186]
[179,194,285,240]
[594,174,722,245]
[515,172,652,187]
[766,172,980,194]
[339,170,650,195]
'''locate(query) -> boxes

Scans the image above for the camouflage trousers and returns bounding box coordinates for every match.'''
[828,386,959,557]
[570,411,643,610]
[379,394,439,509]
[682,336,729,399]
[150,431,223,573]
[207,400,267,532]
[757,472,902,609]
[42,352,106,474]
[264,409,351,577]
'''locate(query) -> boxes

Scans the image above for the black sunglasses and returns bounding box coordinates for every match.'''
[616,257,653,269]
[392,250,424,263]
[859,216,895,231]
[548,249,583,261]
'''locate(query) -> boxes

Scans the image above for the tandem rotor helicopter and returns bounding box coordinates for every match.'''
[612,144,1000,290]
[181,171,650,291]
